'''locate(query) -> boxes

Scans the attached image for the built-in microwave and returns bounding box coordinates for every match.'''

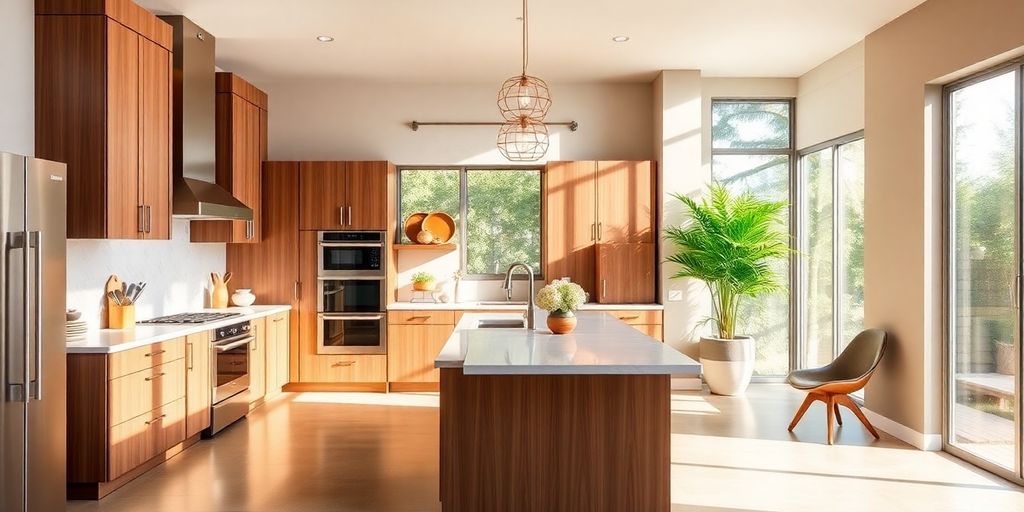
[318,231,385,277]
[317,313,387,355]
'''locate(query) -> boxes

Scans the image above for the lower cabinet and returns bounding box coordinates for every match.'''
[387,310,456,392]
[249,317,267,405]
[301,354,387,384]
[265,311,290,398]
[184,332,211,438]
[605,310,664,342]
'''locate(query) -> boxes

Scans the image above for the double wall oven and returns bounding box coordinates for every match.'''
[316,231,387,354]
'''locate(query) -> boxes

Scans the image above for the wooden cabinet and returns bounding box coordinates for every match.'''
[265,311,290,397]
[301,354,388,384]
[36,0,173,239]
[250,317,267,404]
[299,161,392,231]
[388,311,456,391]
[191,73,269,243]
[543,160,656,302]
[596,243,656,303]
[184,332,211,438]
[604,310,664,342]
[108,358,185,426]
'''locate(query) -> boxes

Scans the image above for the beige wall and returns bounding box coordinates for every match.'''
[0,0,34,155]
[864,0,1024,435]
[797,42,865,149]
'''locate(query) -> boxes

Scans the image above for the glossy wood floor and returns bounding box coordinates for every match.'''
[67,385,1024,512]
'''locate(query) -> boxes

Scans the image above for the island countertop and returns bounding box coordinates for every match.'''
[435,310,701,376]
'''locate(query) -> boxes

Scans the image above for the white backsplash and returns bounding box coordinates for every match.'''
[66,219,226,327]
[396,249,542,303]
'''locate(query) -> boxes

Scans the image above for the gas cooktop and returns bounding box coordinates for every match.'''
[139,312,242,325]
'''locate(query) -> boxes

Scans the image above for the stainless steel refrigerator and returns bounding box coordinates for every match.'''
[0,151,66,512]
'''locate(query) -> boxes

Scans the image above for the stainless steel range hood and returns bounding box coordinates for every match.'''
[161,15,253,221]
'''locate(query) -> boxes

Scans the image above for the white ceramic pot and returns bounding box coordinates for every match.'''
[699,335,755,396]
[231,288,256,307]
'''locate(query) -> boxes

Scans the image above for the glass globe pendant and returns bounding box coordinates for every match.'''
[497,116,549,162]
[496,0,551,161]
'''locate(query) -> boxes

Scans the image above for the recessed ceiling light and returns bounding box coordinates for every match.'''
[316,35,335,43]
[612,35,630,43]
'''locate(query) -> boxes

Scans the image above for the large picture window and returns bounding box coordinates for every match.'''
[398,167,542,278]
[711,99,795,376]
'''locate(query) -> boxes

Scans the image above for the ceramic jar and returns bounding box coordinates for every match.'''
[231,288,256,307]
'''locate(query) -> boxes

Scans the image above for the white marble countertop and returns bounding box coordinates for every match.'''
[66,305,292,354]
[435,310,700,376]
[389,301,663,311]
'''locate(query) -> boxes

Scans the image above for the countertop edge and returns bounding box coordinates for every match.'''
[389,302,664,311]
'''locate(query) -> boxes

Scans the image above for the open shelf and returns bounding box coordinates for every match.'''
[394,243,458,252]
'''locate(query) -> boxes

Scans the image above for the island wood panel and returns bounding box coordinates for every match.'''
[387,324,453,388]
[184,331,211,438]
[249,316,267,403]
[66,354,109,483]
[34,14,108,238]
[543,161,597,297]
[299,161,347,230]
[597,160,654,243]
[138,35,171,239]
[595,243,656,303]
[36,0,174,49]
[346,161,390,230]
[107,398,186,481]
[108,358,185,426]
[439,369,670,512]
[106,19,141,238]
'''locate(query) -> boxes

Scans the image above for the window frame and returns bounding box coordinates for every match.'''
[396,165,545,280]
[710,98,798,378]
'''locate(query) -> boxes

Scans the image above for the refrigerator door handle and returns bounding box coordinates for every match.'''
[29,231,42,400]
[4,231,27,402]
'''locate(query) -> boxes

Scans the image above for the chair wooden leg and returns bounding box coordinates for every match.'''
[825,394,835,445]
[836,394,880,439]
[788,393,818,432]
[834,403,843,426]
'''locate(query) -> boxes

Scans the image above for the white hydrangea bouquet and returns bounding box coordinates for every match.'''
[535,279,588,334]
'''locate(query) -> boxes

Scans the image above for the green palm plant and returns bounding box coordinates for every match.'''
[664,183,790,340]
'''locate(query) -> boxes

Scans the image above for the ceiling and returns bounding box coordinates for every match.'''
[136,0,926,84]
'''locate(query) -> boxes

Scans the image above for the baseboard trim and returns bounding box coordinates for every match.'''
[862,408,942,451]
[671,377,703,390]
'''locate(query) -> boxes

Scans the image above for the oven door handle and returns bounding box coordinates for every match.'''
[316,276,385,281]
[320,314,385,321]
[317,242,383,248]
[213,335,255,352]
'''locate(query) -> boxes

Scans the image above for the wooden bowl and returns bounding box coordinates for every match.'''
[403,212,429,242]
[422,212,456,244]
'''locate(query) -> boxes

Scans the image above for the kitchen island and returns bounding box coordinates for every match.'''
[435,310,700,512]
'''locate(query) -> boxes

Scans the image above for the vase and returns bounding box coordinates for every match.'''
[212,282,229,309]
[547,311,577,334]
[231,288,256,307]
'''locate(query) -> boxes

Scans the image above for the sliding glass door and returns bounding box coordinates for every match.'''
[946,66,1021,481]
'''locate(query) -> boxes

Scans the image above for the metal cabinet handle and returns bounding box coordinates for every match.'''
[619,315,640,320]
[347,206,352,226]
[144,349,166,357]
[332,360,356,367]
[146,205,152,233]
[187,342,194,370]
[602,279,607,298]
[597,222,602,241]
[407,315,431,321]
[138,206,146,233]
[30,232,42,400]
[144,372,166,382]
[590,223,596,241]
[339,207,345,227]
[145,414,167,425]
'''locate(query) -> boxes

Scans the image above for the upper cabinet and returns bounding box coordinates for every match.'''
[191,73,269,243]
[36,0,173,240]
[543,160,657,302]
[298,161,393,231]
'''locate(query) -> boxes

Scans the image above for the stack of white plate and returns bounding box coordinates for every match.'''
[66,319,88,341]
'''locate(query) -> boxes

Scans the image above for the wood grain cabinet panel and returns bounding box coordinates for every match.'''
[597,160,654,243]
[265,312,290,396]
[108,338,185,380]
[108,358,186,426]
[299,161,347,230]
[298,160,393,231]
[250,316,267,403]
[389,310,456,325]
[185,332,211,438]
[602,310,663,325]
[300,354,387,383]
[36,4,173,239]
[595,243,656,304]
[543,161,597,297]
[388,324,453,385]
[346,161,390,230]
[107,398,186,481]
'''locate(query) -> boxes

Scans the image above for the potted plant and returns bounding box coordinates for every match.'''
[664,184,789,395]
[535,279,588,334]
[411,272,437,292]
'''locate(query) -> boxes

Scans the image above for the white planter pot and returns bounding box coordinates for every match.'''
[699,336,755,396]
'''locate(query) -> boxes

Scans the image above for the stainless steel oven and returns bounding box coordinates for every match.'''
[318,277,386,313]
[205,320,253,437]
[316,313,387,354]
[318,231,385,277]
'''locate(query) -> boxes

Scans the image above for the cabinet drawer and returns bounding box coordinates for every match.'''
[389,310,455,325]
[109,358,186,426]
[108,338,185,380]
[388,324,454,383]
[302,354,386,383]
[108,398,186,481]
[604,310,662,325]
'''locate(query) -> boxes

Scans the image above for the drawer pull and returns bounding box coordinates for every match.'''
[332,360,357,367]
[144,349,167,357]
[408,315,431,320]
[144,372,166,382]
[145,414,167,425]
[619,315,640,320]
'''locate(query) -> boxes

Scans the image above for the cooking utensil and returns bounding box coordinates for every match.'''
[223,272,232,284]
[106,290,121,306]
[133,282,147,303]
[126,283,137,302]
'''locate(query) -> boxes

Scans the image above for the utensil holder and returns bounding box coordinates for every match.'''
[212,283,229,309]
[109,304,136,329]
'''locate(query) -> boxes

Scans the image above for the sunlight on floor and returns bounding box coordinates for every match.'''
[292,391,439,408]
[670,393,722,415]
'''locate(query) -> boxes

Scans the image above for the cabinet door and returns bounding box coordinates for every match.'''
[106,19,141,239]
[230,97,262,242]
[597,161,653,243]
[544,161,597,297]
[299,161,347,230]
[271,312,290,390]
[250,317,267,403]
[388,324,453,383]
[595,243,656,303]
[138,37,172,240]
[185,332,211,438]
[346,161,389,230]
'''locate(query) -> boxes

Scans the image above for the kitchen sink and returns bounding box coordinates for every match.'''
[476,319,526,329]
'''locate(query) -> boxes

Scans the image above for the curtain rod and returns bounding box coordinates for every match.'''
[408,121,579,132]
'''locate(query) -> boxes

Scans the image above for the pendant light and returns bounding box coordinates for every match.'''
[497,0,551,161]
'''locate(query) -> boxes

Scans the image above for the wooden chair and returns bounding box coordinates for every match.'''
[786,329,887,445]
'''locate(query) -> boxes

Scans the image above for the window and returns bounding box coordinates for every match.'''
[398,167,542,277]
[711,99,794,376]
[797,134,865,371]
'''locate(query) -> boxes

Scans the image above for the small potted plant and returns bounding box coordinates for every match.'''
[411,272,437,292]
[535,279,588,334]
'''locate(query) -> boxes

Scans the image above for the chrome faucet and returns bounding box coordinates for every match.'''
[502,262,535,330]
